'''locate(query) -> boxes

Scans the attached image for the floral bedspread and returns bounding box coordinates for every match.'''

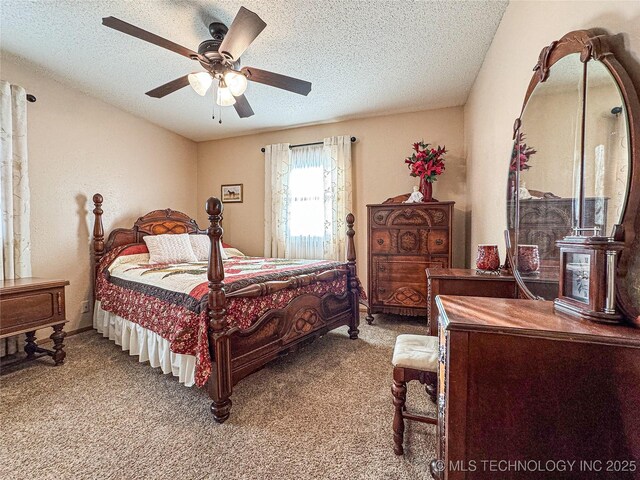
[95,244,361,386]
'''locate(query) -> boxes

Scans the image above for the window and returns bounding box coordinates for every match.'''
[264,136,352,260]
[288,147,325,237]
[286,145,326,258]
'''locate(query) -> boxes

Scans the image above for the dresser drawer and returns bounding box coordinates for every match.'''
[0,287,66,336]
[371,257,445,306]
[373,256,440,283]
[371,229,393,254]
[370,206,451,228]
[428,229,449,254]
[371,228,429,255]
[371,228,450,256]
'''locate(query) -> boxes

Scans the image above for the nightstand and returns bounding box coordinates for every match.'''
[0,278,70,366]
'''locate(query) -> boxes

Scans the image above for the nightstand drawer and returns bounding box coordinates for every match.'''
[0,286,66,336]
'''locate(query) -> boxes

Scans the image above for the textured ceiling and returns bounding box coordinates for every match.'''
[0,0,508,142]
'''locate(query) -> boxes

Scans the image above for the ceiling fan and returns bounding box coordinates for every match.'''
[102,6,312,119]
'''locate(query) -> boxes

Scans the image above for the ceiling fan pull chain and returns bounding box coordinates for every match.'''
[211,87,216,120]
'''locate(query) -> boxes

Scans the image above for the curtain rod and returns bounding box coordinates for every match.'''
[260,136,356,153]
[27,94,36,103]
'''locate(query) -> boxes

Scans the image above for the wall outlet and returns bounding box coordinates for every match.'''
[80,300,90,314]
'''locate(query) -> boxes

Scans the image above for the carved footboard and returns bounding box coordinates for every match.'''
[204,198,360,423]
[228,290,353,382]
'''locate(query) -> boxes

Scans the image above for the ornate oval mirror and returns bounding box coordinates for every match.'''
[507,30,640,325]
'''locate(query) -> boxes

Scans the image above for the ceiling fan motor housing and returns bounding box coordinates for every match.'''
[208,22,228,40]
[198,23,229,66]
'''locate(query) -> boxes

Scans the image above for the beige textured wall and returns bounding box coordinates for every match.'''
[197,107,467,293]
[1,54,197,337]
[464,0,640,265]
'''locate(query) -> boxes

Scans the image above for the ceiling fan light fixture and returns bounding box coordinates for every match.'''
[216,84,237,106]
[103,9,310,121]
[188,72,213,96]
[224,70,248,96]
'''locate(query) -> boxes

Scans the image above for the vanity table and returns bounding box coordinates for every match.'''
[432,296,640,480]
[426,269,518,335]
[426,269,561,334]
[430,29,640,479]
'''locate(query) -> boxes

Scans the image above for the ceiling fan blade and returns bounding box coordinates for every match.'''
[146,75,190,98]
[233,94,255,118]
[241,67,312,96]
[102,16,198,60]
[218,7,267,61]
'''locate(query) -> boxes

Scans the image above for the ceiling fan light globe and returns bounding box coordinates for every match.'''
[216,86,237,106]
[188,72,212,96]
[224,70,248,96]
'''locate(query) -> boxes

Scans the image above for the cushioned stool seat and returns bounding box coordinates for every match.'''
[391,334,438,456]
[392,334,438,371]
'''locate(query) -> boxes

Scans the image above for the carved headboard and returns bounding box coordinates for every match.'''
[107,208,206,251]
[92,194,206,269]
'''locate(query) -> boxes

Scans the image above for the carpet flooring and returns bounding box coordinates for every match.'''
[0,314,436,480]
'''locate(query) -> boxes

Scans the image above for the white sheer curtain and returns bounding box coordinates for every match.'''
[264,143,290,257]
[0,81,32,356]
[322,135,353,260]
[263,135,352,260]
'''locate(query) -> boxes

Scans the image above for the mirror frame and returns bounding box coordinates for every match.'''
[510,29,640,325]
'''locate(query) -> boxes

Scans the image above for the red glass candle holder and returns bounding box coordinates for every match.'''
[476,244,501,272]
[518,244,540,274]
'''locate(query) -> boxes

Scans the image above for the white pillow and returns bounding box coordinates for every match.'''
[143,234,197,264]
[224,247,245,258]
[189,235,228,261]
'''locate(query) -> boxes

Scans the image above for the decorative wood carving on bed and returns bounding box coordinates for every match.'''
[92,194,360,423]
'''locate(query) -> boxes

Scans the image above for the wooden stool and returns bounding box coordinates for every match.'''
[391,334,438,455]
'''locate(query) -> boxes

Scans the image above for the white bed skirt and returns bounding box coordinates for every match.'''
[93,301,196,387]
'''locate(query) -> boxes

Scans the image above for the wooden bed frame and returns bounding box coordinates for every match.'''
[92,194,360,423]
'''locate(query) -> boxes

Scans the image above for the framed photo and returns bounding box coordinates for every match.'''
[221,184,243,203]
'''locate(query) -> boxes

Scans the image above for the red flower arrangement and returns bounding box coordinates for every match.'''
[405,141,447,183]
[510,132,536,174]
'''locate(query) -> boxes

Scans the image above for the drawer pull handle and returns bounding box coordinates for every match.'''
[379,265,386,272]
[435,239,444,246]
[56,292,63,315]
[379,287,386,294]
[377,239,384,245]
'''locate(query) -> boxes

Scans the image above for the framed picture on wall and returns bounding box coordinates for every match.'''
[221,184,243,203]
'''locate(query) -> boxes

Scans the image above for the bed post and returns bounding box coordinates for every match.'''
[92,193,105,281]
[346,213,360,340]
[205,197,233,424]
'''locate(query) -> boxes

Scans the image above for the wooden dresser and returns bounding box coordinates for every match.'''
[517,197,608,266]
[0,278,69,366]
[432,296,640,479]
[366,201,453,323]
